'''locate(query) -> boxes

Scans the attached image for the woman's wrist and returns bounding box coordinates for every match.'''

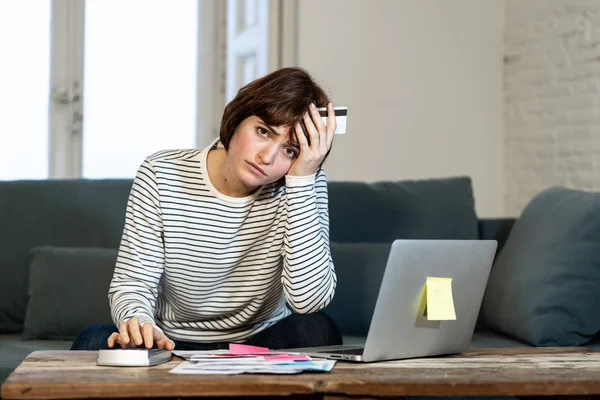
[285,173,316,187]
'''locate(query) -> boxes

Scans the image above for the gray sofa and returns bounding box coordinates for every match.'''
[1,176,599,384]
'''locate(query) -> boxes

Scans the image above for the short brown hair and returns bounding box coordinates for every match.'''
[220,67,331,151]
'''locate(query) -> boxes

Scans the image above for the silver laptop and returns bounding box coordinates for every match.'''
[285,239,497,362]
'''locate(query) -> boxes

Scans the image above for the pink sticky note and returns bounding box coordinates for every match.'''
[229,343,269,354]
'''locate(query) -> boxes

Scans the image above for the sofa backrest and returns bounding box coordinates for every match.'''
[0,179,132,333]
[477,218,516,255]
[327,176,480,243]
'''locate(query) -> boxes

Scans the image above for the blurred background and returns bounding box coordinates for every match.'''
[1,0,599,218]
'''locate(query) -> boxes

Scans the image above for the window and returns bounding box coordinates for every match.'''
[0,1,51,180]
[82,0,199,178]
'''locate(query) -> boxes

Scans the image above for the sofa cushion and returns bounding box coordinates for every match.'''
[324,242,392,336]
[0,179,131,333]
[481,187,600,346]
[469,330,531,349]
[22,247,117,340]
[327,176,479,243]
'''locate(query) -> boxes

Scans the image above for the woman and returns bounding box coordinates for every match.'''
[71,67,342,351]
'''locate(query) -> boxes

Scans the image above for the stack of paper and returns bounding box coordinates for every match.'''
[170,344,335,374]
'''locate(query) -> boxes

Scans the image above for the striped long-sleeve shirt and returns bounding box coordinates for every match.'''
[108,142,336,343]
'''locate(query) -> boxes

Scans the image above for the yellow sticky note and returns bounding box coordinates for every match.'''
[425,277,456,321]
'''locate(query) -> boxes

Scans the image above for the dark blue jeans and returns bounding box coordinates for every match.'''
[70,312,342,350]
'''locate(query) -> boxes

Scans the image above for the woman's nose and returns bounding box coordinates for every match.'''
[257,145,277,164]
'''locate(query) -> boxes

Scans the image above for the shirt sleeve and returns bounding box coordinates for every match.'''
[108,158,165,327]
[281,168,337,313]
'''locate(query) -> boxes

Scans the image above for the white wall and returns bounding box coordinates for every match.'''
[296,0,506,218]
[505,0,600,215]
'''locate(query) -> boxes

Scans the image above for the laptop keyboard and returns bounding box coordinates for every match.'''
[318,347,364,355]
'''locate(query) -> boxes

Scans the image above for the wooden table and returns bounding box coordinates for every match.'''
[2,347,600,400]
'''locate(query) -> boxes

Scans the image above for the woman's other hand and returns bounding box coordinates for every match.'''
[287,102,336,176]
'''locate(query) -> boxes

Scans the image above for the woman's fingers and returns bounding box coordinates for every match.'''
[128,318,143,346]
[309,103,328,153]
[118,321,130,345]
[326,103,336,148]
[107,332,119,348]
[302,113,319,151]
[295,122,309,150]
[108,319,173,350]
[308,103,327,132]
[155,334,175,351]
[142,322,154,349]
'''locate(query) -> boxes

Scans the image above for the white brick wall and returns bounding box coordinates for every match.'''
[505,0,600,215]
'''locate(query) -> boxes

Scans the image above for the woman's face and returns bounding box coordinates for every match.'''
[227,115,299,189]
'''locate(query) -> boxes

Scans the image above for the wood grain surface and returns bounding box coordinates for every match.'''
[2,347,600,399]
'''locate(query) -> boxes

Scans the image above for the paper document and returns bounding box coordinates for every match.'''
[425,277,456,320]
[170,344,335,375]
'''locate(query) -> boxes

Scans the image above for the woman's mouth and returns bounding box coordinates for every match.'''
[246,161,266,176]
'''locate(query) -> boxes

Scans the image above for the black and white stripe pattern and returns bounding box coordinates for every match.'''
[108,144,336,343]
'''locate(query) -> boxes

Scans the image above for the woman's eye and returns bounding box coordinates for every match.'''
[284,148,297,158]
[258,127,268,136]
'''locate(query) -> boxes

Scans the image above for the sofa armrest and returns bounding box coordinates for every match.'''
[478,218,516,256]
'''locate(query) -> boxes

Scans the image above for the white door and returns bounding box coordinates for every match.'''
[225,0,281,103]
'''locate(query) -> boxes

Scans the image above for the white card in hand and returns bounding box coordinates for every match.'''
[318,106,347,134]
